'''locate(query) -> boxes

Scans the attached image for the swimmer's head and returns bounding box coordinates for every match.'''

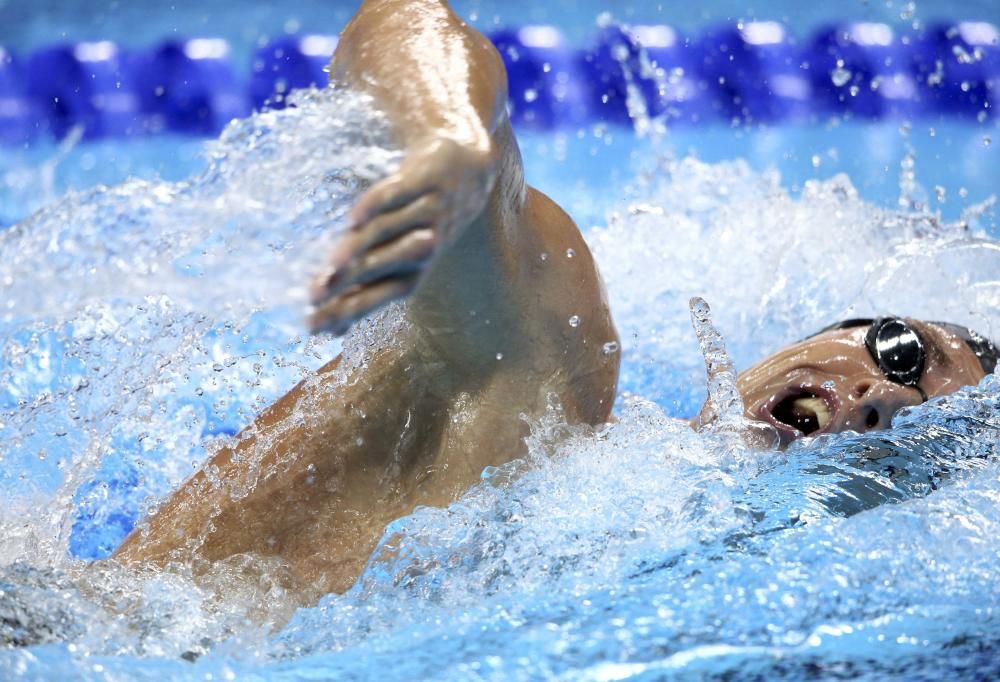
[735,317,996,447]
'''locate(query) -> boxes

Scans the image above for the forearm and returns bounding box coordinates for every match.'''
[331,0,507,153]
[308,0,524,335]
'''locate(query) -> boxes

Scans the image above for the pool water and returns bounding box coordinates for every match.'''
[3,1,1000,680]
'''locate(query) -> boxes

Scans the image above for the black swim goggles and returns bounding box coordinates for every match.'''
[817,317,928,400]
[863,317,928,400]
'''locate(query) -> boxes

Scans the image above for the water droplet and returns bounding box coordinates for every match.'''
[524,88,538,103]
[602,341,620,355]
[540,252,549,262]
[565,248,575,258]
[927,127,936,137]
[984,136,992,148]
[811,155,821,168]
[495,352,504,361]
[934,185,946,203]
[926,59,945,86]
[821,380,835,390]
[953,45,977,65]
[830,66,852,87]
[848,84,860,97]
[195,387,204,396]
[959,187,969,198]
[212,363,223,372]
[568,315,581,328]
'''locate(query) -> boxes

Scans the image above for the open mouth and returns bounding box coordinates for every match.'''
[761,386,838,440]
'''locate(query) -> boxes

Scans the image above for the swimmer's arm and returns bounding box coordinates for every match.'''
[331,0,507,153]
[309,0,516,334]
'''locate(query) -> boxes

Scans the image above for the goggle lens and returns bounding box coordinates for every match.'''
[864,318,926,387]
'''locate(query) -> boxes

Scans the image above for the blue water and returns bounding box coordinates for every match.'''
[2,2,1000,680]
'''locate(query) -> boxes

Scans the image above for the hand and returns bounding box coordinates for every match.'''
[308,137,495,335]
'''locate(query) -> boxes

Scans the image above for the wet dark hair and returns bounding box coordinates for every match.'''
[814,318,998,375]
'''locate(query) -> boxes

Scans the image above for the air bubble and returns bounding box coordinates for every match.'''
[602,341,620,355]
[568,315,581,328]
[566,248,575,258]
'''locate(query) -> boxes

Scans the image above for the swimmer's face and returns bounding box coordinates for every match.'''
[735,319,986,447]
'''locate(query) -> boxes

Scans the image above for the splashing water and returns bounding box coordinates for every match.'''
[688,296,743,427]
[688,296,779,453]
[2,86,1000,678]
[0,87,401,321]
[0,85,408,658]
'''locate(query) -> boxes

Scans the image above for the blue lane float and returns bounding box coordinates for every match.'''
[913,21,999,119]
[0,47,35,145]
[27,41,141,140]
[810,23,925,120]
[579,25,646,126]
[2,20,998,145]
[697,22,813,123]
[132,38,250,135]
[249,34,338,110]
[634,25,716,125]
[492,26,591,128]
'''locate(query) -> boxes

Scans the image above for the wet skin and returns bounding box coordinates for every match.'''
[114,0,619,601]
[737,320,986,447]
[112,0,986,606]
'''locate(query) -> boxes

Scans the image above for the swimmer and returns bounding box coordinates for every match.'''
[112,0,998,604]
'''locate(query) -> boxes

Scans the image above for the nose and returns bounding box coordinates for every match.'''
[849,379,923,432]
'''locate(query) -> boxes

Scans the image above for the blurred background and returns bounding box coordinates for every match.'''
[1,0,998,228]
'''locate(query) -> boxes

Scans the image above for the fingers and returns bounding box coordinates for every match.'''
[308,228,437,336]
[307,274,420,335]
[353,193,439,254]
[312,228,437,302]
[329,193,439,272]
[349,169,430,228]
